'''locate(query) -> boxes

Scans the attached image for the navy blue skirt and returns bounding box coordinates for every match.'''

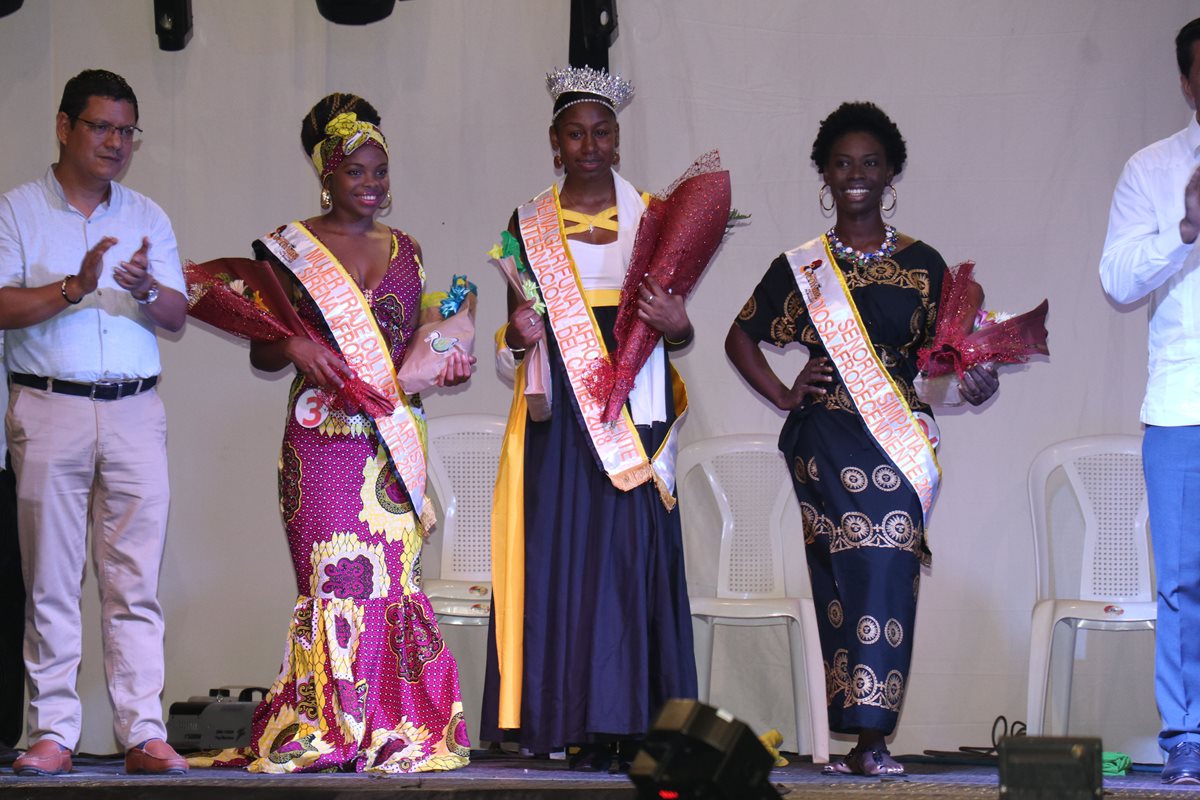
[480,307,697,753]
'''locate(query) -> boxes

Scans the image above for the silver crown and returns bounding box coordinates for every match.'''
[545,66,634,113]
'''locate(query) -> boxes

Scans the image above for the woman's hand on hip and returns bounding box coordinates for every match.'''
[777,356,834,410]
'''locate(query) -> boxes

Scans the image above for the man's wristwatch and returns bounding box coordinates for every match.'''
[136,281,159,305]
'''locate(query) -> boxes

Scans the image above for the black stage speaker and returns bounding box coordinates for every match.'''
[316,0,395,25]
[628,699,780,800]
[0,1,23,20]
[569,0,618,71]
[998,736,1102,800]
[153,0,192,51]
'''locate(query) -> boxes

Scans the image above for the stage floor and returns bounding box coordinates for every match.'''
[0,750,1193,799]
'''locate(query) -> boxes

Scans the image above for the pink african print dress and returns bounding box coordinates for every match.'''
[195,226,470,774]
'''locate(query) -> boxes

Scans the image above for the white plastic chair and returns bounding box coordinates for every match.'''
[678,434,830,763]
[1025,434,1154,736]
[423,413,506,626]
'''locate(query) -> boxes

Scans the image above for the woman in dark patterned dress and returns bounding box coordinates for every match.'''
[196,94,473,774]
[725,102,998,776]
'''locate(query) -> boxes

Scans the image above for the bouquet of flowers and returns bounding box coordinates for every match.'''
[915,261,1049,405]
[584,150,733,423]
[396,275,477,394]
[185,257,393,417]
[489,232,552,421]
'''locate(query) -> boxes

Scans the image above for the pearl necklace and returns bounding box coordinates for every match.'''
[825,224,898,270]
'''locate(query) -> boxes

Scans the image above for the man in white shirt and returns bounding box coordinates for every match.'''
[0,69,188,776]
[1100,17,1200,786]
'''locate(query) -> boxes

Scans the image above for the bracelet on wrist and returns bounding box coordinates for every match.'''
[60,275,82,305]
[665,331,692,347]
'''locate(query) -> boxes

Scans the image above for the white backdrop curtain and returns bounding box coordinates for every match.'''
[0,0,1191,760]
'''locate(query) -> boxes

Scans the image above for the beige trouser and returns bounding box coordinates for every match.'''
[6,383,171,749]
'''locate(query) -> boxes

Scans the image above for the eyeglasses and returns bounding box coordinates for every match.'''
[71,116,142,142]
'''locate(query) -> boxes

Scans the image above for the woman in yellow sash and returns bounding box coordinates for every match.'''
[196,94,472,774]
[726,102,997,776]
[481,67,697,770]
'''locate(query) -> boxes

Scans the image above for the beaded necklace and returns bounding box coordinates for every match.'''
[825,224,898,270]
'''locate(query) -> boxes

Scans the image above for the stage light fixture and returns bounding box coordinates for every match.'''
[0,1,23,20]
[998,735,1102,800]
[153,0,192,51]
[569,0,618,71]
[628,699,781,800]
[315,0,396,25]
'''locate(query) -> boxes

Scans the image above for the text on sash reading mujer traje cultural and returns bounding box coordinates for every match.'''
[299,245,427,480]
[523,193,643,466]
[807,287,935,504]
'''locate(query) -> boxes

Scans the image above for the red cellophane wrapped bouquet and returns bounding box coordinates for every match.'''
[584,150,732,423]
[915,261,1049,405]
[185,257,393,418]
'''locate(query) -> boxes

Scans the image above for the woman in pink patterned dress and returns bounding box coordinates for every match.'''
[196,93,472,773]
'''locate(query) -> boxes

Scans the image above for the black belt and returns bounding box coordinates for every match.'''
[11,372,159,401]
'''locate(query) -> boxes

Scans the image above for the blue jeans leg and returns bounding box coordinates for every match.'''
[1144,425,1200,752]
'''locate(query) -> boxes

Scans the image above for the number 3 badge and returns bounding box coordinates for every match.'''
[295,388,330,429]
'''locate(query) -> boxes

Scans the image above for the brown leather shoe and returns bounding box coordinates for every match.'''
[124,739,189,775]
[13,739,73,776]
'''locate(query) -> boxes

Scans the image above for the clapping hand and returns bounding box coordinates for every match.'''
[1182,163,1200,244]
[113,236,155,299]
[72,236,118,298]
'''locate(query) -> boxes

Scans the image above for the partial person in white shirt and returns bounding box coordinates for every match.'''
[0,69,189,778]
[1099,16,1200,787]
[0,361,19,754]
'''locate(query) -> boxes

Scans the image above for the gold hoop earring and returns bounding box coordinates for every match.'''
[380,190,392,210]
[881,184,897,214]
[819,184,834,212]
[320,187,332,211]
[553,152,562,170]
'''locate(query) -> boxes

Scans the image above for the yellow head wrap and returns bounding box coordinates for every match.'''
[310,112,389,180]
